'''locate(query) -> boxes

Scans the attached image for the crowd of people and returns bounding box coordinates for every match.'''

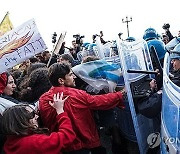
[0,24,180,154]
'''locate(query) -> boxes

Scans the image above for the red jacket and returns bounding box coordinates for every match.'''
[39,86,124,152]
[4,112,75,154]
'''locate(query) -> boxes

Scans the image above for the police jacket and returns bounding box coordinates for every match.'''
[170,69,180,87]
[138,92,162,119]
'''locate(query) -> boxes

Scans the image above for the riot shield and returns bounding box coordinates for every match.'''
[117,39,158,154]
[165,37,180,51]
[161,52,180,154]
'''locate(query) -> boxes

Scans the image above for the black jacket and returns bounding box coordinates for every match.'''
[170,69,180,87]
[138,92,162,119]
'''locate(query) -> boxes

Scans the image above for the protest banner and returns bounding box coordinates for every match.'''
[0,18,47,73]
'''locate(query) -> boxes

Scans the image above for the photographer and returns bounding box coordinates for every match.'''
[73,34,84,51]
[99,31,106,45]
[92,31,107,44]
[162,23,174,41]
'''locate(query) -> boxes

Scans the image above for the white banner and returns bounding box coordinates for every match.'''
[0,18,47,73]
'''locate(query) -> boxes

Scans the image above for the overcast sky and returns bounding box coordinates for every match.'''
[1,0,180,50]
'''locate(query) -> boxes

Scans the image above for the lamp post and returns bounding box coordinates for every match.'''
[122,16,132,37]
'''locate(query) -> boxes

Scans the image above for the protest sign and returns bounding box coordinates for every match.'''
[0,18,47,73]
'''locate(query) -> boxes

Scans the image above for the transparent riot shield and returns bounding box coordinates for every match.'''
[165,37,180,51]
[117,39,158,154]
[161,52,180,154]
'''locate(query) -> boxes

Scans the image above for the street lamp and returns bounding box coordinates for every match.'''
[122,16,132,37]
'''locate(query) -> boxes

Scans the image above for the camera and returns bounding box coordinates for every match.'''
[52,32,57,44]
[73,34,84,45]
[162,23,170,30]
[92,34,98,39]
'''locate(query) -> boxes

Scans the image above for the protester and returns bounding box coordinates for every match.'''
[0,72,19,154]
[0,72,19,108]
[2,92,75,154]
[29,57,40,63]
[39,63,125,154]
[41,50,57,66]
[69,40,78,60]
[74,55,124,153]
[57,53,79,67]
[0,114,5,154]
[17,62,47,93]
[59,42,66,55]
[18,68,52,106]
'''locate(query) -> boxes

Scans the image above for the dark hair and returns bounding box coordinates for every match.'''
[42,51,50,57]
[2,104,49,135]
[27,63,47,76]
[18,63,47,91]
[10,70,22,81]
[29,57,40,63]
[48,63,71,86]
[19,68,52,103]
[61,54,74,65]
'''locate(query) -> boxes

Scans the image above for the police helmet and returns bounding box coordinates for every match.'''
[171,43,180,60]
[82,42,90,47]
[88,43,97,49]
[143,28,158,41]
[126,37,136,42]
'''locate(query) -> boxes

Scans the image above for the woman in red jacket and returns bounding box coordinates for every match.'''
[2,92,76,154]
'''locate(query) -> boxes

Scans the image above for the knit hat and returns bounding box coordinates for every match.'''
[0,72,8,94]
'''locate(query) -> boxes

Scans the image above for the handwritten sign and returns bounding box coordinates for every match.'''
[0,19,47,73]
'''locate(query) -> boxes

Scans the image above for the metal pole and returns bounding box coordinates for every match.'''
[122,16,132,37]
[47,32,57,67]
[0,12,9,26]
[127,22,129,37]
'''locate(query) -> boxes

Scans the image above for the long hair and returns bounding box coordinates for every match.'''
[2,104,49,135]
[18,68,52,103]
